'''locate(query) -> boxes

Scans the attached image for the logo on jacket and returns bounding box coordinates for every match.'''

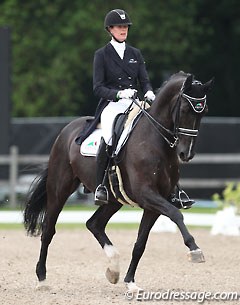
[129,58,137,63]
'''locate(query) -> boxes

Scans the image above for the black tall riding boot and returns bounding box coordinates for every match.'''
[94,138,109,206]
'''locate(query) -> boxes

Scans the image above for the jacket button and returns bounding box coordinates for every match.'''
[118,77,122,80]
[128,76,132,79]
[129,84,133,87]
[119,85,122,88]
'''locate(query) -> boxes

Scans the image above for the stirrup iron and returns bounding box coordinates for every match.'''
[94,184,109,205]
[178,187,195,209]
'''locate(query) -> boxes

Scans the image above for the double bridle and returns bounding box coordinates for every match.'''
[133,81,207,148]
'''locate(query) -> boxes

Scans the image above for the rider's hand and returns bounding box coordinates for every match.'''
[117,89,137,100]
[144,90,155,102]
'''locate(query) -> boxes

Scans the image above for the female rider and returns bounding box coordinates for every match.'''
[93,9,155,205]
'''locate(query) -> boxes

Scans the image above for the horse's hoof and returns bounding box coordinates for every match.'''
[35,280,51,291]
[188,248,205,263]
[105,267,119,284]
[125,281,143,293]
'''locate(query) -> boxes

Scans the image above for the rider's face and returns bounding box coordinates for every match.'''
[109,25,128,42]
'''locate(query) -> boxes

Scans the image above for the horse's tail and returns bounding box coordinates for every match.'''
[23,167,48,236]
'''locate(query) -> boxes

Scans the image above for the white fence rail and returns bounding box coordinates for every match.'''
[180,153,240,188]
[0,146,240,208]
[0,146,48,208]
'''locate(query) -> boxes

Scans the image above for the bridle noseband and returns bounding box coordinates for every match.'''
[133,80,207,148]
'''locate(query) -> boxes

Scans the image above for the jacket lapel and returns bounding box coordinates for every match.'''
[105,43,135,77]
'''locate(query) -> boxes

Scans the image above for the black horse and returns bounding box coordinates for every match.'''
[24,71,213,292]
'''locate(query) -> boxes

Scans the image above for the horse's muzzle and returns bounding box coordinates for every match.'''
[179,151,195,162]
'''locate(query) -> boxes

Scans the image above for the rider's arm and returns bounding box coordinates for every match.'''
[93,49,119,101]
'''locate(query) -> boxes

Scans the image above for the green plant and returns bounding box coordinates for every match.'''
[212,182,240,214]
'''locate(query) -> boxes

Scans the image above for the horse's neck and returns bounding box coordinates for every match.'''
[149,95,174,129]
[149,79,182,129]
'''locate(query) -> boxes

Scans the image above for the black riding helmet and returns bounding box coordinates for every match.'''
[104,9,132,30]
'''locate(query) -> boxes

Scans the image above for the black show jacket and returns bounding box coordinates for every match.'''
[76,43,153,145]
[93,42,153,101]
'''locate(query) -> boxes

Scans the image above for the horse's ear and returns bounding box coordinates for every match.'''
[183,74,193,91]
[202,77,214,93]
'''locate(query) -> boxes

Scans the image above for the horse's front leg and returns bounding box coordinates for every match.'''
[140,189,205,263]
[124,210,159,292]
[175,212,205,262]
[167,206,205,262]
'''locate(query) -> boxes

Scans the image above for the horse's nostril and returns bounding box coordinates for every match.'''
[179,152,185,160]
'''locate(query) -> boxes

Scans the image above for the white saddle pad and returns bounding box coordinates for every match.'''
[80,101,149,157]
[80,113,140,157]
[80,129,102,156]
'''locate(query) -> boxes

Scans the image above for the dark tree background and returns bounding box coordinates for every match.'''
[0,0,239,117]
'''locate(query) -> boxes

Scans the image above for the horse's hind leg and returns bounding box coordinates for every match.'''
[36,204,62,281]
[86,201,122,284]
[36,166,78,282]
[124,210,159,292]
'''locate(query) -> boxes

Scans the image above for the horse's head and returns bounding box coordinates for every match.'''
[174,74,214,162]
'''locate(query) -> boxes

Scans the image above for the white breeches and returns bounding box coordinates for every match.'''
[100,98,133,145]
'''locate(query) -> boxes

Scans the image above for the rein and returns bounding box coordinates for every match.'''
[132,98,179,147]
[132,82,207,148]
[133,98,178,148]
